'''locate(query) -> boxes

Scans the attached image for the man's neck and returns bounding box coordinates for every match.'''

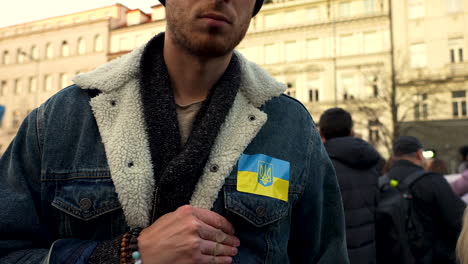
[394,157,424,168]
[163,34,232,106]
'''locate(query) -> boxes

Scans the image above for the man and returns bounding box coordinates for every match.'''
[385,136,465,264]
[319,108,380,264]
[0,0,348,263]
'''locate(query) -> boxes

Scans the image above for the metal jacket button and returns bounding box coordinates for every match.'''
[256,206,266,217]
[79,198,92,211]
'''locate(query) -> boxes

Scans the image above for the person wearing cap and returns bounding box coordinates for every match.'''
[0,0,348,263]
[385,136,465,264]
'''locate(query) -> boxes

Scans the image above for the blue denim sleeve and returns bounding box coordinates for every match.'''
[287,127,350,263]
[46,239,98,264]
[0,108,99,264]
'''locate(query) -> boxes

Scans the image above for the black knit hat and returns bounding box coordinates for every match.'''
[158,0,265,16]
[393,136,423,156]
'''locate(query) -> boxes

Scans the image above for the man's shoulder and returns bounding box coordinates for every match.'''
[263,94,313,122]
[40,84,94,119]
[43,85,90,106]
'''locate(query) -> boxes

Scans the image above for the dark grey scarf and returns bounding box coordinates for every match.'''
[139,33,241,222]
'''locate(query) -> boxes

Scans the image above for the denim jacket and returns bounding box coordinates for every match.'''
[0,45,348,264]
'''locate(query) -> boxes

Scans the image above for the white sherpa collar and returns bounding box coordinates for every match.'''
[74,46,286,107]
[73,41,286,227]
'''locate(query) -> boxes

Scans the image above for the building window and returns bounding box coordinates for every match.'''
[77,38,86,55]
[408,0,425,19]
[363,31,380,53]
[307,7,319,21]
[59,73,69,88]
[0,80,7,96]
[29,77,37,93]
[31,45,39,60]
[410,43,427,68]
[452,90,467,117]
[285,41,298,62]
[340,2,351,17]
[368,119,381,143]
[2,51,10,65]
[264,43,278,64]
[306,38,320,59]
[285,82,296,98]
[341,74,356,100]
[308,89,319,102]
[447,0,462,13]
[61,41,70,57]
[414,93,429,120]
[364,0,376,13]
[46,43,54,59]
[44,75,53,91]
[14,79,22,95]
[340,34,355,56]
[307,78,320,102]
[449,38,464,63]
[12,110,21,128]
[94,35,103,52]
[17,49,25,64]
[366,75,379,97]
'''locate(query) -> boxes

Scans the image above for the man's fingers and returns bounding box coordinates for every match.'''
[198,222,240,247]
[199,255,233,264]
[191,207,235,235]
[200,240,238,257]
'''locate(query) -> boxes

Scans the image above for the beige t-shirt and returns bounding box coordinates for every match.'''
[176,101,204,145]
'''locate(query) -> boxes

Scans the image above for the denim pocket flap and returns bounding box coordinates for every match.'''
[224,185,289,227]
[52,178,122,221]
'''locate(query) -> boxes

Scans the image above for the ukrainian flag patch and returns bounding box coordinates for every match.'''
[237,154,290,202]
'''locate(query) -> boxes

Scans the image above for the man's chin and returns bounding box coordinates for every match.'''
[187,38,235,58]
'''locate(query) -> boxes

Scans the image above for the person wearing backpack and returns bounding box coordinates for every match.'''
[319,108,381,264]
[377,136,466,264]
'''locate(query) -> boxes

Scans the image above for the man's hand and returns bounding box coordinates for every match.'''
[138,205,240,264]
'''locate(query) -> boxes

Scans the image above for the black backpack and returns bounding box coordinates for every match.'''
[375,170,428,264]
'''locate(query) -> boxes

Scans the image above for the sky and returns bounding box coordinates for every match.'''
[0,0,161,27]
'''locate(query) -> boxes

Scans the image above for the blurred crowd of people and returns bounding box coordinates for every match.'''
[319,107,468,264]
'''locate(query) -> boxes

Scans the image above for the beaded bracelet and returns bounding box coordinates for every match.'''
[120,232,132,264]
[130,228,143,264]
[120,228,143,264]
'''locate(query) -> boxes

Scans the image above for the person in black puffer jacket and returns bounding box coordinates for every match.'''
[319,108,381,264]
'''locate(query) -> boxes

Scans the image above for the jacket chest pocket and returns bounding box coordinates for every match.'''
[223,181,290,227]
[50,176,127,240]
[222,178,291,264]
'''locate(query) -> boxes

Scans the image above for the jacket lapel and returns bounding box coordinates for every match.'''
[87,78,154,228]
[190,92,267,208]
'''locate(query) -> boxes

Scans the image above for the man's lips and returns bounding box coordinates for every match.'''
[199,13,232,24]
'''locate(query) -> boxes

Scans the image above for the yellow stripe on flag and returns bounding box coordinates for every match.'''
[237,171,289,202]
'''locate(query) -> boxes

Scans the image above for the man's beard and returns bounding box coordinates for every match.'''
[166,8,250,58]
